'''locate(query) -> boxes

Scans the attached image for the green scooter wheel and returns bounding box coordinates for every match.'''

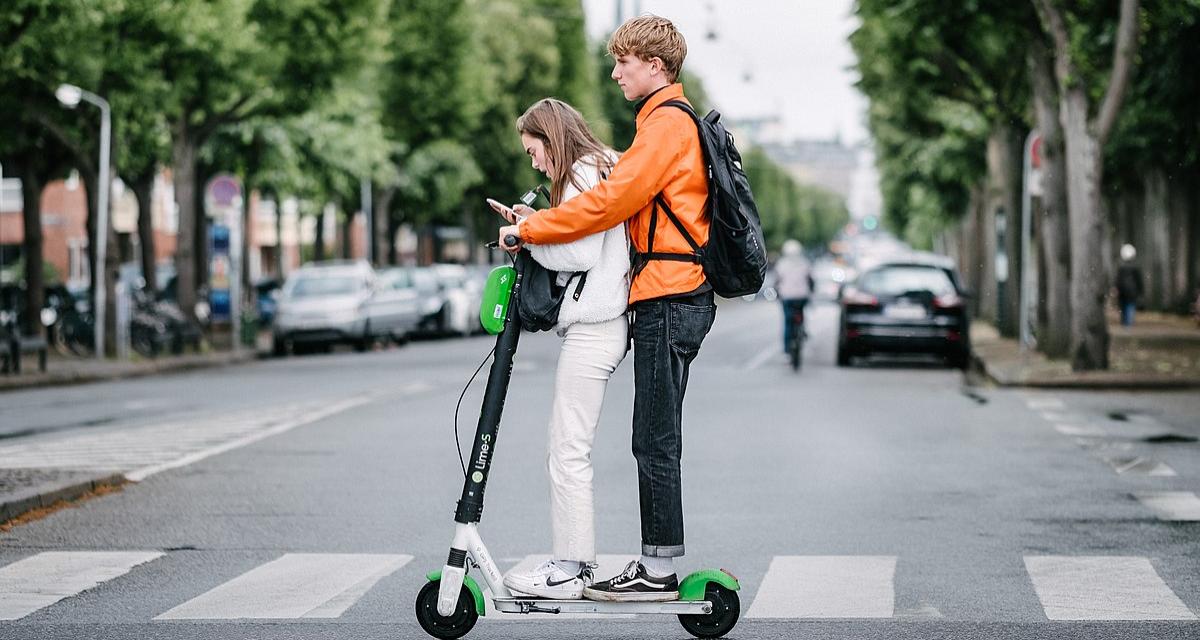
[415,580,478,639]
[678,584,740,638]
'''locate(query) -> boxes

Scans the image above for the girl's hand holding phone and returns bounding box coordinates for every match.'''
[487,198,524,225]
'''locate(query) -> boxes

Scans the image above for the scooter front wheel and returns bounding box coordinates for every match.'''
[678,584,740,638]
[415,580,478,639]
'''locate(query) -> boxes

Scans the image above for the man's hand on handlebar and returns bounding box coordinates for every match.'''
[498,224,523,252]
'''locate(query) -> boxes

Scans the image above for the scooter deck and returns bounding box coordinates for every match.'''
[493,597,713,615]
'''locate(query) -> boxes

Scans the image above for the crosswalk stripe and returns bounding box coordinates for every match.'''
[1025,398,1065,410]
[1133,491,1200,521]
[484,554,638,620]
[746,556,896,619]
[154,553,410,619]
[1025,556,1196,620]
[0,551,163,620]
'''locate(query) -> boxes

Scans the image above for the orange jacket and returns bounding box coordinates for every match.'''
[520,83,709,304]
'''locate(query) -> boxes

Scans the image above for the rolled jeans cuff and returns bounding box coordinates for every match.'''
[642,543,685,558]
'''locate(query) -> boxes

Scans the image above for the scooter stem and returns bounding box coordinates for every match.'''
[454,257,524,524]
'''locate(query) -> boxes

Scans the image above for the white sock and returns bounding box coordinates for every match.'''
[553,559,582,575]
[640,555,674,577]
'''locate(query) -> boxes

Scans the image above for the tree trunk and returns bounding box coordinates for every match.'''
[975,180,998,323]
[1028,41,1071,357]
[314,208,326,262]
[342,209,353,259]
[1061,87,1109,370]
[387,213,400,266]
[1168,175,1189,312]
[132,172,157,298]
[17,167,44,338]
[172,120,199,320]
[274,194,285,277]
[375,186,395,266]
[985,125,1024,337]
[1142,169,1170,310]
[194,170,209,289]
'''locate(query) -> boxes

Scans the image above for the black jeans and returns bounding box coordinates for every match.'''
[630,291,716,558]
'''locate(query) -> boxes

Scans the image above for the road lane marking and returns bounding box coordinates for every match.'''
[155,553,410,619]
[1025,398,1065,410]
[126,396,371,481]
[1040,412,1087,424]
[0,551,163,620]
[1104,457,1176,476]
[1133,491,1200,521]
[1025,556,1195,620]
[485,554,638,620]
[1054,424,1107,437]
[746,556,896,619]
[742,345,778,371]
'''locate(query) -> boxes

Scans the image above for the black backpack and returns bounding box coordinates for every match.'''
[632,100,767,298]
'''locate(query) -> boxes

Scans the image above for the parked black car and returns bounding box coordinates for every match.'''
[836,258,971,369]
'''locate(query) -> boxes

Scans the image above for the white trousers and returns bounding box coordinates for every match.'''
[547,315,628,563]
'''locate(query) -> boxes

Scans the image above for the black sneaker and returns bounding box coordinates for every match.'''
[583,561,678,602]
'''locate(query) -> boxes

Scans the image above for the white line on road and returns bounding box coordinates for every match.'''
[742,344,778,371]
[1025,398,1065,410]
[1054,424,1107,437]
[0,551,163,620]
[746,556,897,619]
[1040,412,1087,424]
[125,396,371,482]
[155,553,410,619]
[1025,556,1196,620]
[1133,491,1200,521]
[1104,457,1176,476]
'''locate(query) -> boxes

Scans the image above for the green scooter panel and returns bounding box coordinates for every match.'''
[479,265,517,335]
[678,568,741,601]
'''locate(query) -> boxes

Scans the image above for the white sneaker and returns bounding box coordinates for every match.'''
[503,560,590,599]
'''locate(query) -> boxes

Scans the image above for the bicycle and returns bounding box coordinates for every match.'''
[785,300,806,372]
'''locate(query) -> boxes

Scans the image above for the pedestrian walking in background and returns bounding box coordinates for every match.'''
[1116,244,1143,327]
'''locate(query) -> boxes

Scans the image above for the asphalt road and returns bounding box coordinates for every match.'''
[2,298,1199,640]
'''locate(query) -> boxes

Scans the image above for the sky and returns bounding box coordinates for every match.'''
[581,0,869,145]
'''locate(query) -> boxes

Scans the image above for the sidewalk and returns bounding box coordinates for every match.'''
[0,349,261,393]
[971,311,1200,389]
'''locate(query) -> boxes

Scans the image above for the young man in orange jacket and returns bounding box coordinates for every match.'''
[499,15,715,602]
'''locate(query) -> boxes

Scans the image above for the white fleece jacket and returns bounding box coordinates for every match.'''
[526,151,630,332]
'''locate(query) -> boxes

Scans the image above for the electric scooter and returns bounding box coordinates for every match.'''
[415,234,741,639]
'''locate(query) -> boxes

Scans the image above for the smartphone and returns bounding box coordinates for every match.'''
[486,198,525,222]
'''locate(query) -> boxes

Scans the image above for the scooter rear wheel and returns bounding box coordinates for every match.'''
[415,580,478,639]
[678,584,740,638]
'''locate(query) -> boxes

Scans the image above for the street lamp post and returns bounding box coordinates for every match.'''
[56,83,111,359]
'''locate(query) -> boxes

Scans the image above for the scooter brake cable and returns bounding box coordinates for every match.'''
[453,346,496,478]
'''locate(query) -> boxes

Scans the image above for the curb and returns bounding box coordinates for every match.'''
[970,349,1200,390]
[0,351,262,393]
[0,472,128,524]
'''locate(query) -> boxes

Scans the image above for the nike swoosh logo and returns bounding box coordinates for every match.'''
[545,575,578,587]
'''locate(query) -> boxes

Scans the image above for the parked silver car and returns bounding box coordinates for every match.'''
[362,268,426,344]
[272,261,374,355]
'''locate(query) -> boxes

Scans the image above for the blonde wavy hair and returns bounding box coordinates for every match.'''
[607,14,687,83]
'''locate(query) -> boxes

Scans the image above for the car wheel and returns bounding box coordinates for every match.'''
[836,340,852,367]
[950,346,971,370]
[272,335,288,357]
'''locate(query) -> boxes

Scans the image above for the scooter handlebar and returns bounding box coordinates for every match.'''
[503,235,520,248]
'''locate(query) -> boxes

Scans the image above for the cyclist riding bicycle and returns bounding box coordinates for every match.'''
[774,239,813,354]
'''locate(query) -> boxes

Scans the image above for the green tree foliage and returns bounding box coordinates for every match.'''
[851,0,1031,244]
[743,148,849,252]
